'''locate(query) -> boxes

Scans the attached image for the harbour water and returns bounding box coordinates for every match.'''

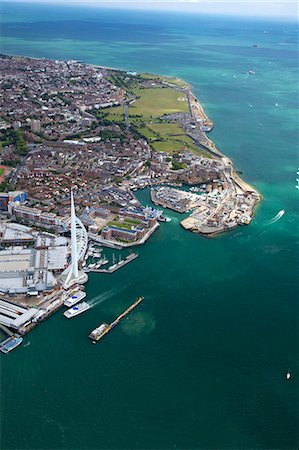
[1,4,298,449]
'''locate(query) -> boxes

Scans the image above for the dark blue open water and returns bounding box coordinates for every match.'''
[0,3,298,449]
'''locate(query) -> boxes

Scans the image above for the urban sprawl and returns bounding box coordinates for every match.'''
[0,55,260,352]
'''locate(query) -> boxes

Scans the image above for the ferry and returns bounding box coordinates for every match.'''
[0,335,23,354]
[64,290,86,307]
[63,301,90,318]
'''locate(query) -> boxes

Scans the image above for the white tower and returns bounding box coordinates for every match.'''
[65,190,79,285]
[62,189,88,289]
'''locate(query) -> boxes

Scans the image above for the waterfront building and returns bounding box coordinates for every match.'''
[0,223,69,295]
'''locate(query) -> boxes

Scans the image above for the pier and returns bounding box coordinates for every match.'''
[89,296,144,343]
[88,253,138,274]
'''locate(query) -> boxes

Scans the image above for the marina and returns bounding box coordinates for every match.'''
[89,253,139,273]
[89,296,144,343]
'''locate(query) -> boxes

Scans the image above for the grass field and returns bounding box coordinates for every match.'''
[129,88,189,117]
[136,122,204,155]
[101,106,125,122]
[108,218,141,230]
[147,123,185,137]
[97,84,209,157]
[138,73,189,89]
[0,165,8,183]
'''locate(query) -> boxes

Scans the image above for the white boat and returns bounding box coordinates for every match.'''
[63,301,90,318]
[64,290,86,307]
[165,217,172,222]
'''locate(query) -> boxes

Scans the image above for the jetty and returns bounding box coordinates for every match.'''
[89,296,144,343]
[89,253,138,273]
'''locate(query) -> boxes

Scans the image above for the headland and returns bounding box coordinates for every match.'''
[0,54,260,349]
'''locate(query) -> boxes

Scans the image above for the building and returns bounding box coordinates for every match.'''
[0,191,26,212]
[0,223,69,295]
[30,119,41,133]
[8,202,66,230]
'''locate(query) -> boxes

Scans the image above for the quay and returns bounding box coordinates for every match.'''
[89,253,138,274]
[89,296,144,343]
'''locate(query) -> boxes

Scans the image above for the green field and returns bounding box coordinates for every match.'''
[108,217,141,230]
[136,122,205,155]
[100,106,125,122]
[0,168,5,177]
[129,88,189,117]
[147,123,185,137]
[138,73,189,89]
[97,84,209,157]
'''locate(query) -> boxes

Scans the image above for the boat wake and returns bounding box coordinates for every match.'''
[23,341,31,348]
[267,210,285,225]
[88,281,132,308]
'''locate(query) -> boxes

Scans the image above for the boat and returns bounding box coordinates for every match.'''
[89,323,110,343]
[165,217,172,222]
[248,70,256,75]
[0,335,23,354]
[63,301,90,318]
[286,372,291,380]
[64,290,86,307]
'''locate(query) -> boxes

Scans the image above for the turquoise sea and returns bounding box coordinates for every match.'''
[0,3,298,449]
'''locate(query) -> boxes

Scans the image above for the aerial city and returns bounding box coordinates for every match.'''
[0,1,297,449]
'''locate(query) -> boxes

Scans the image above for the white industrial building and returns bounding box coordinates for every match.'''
[0,223,69,295]
[0,299,39,330]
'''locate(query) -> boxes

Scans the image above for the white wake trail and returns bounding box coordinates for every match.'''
[88,280,133,308]
[267,210,285,225]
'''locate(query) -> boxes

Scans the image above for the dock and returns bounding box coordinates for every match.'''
[89,253,138,273]
[89,296,144,343]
